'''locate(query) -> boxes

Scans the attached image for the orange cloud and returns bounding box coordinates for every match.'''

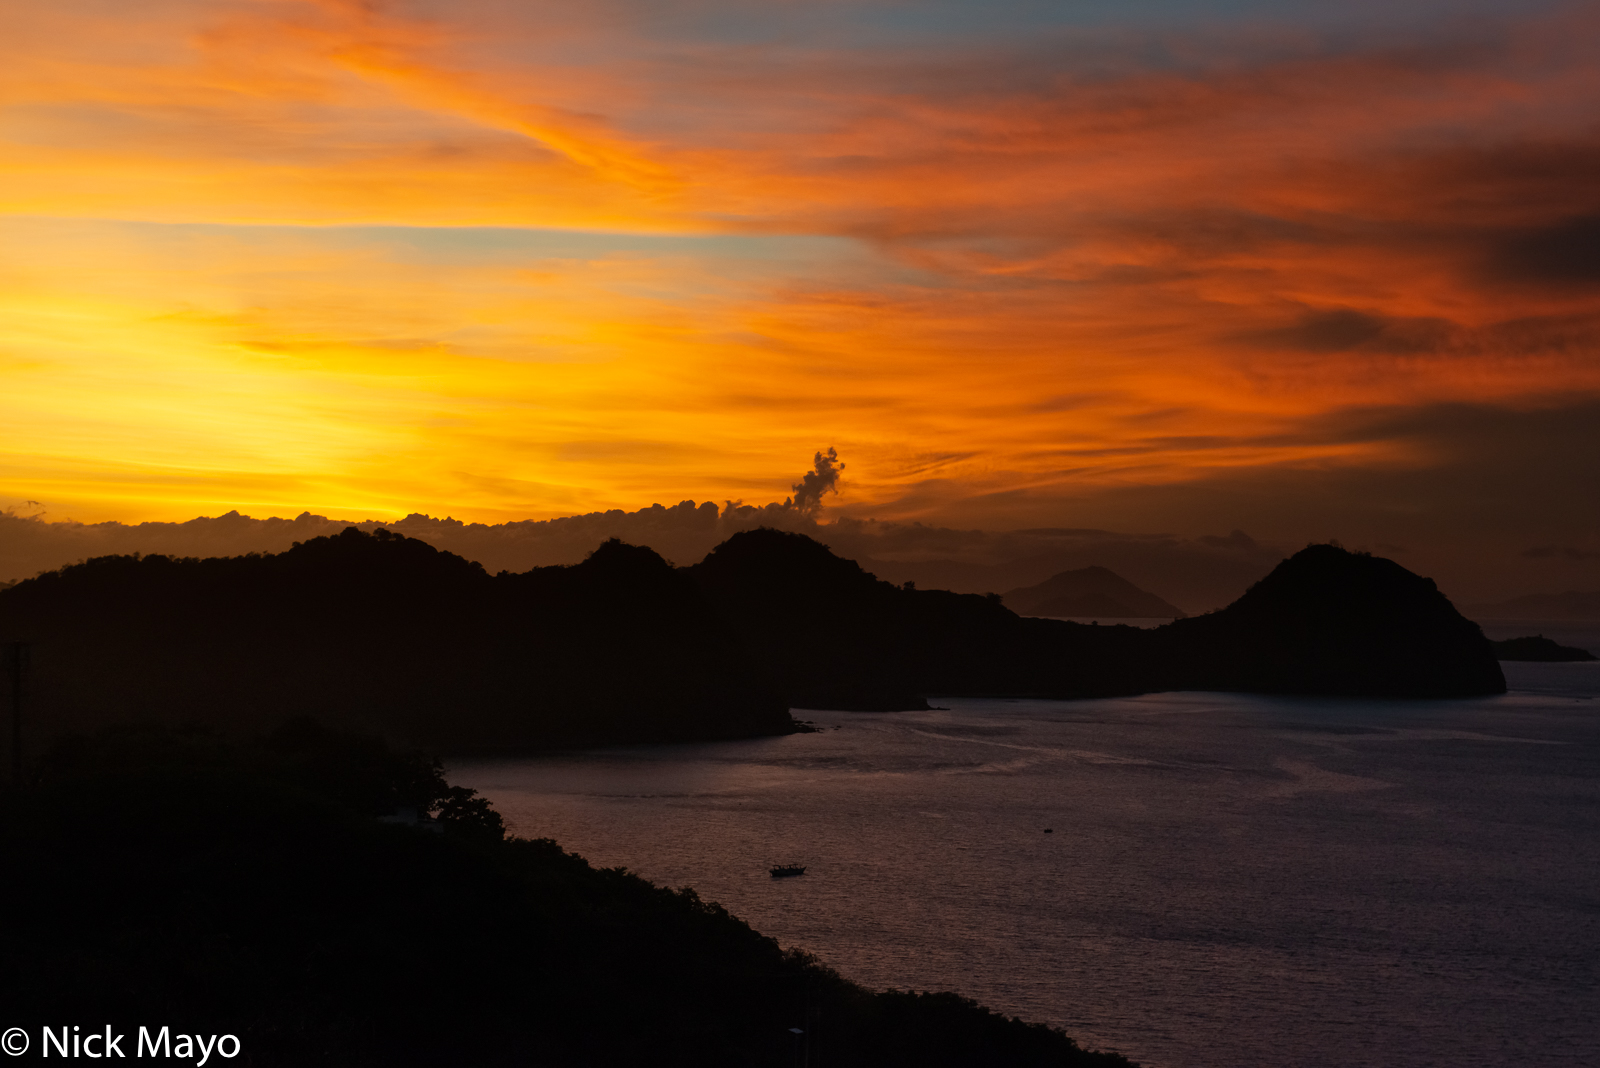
[2,1,1599,535]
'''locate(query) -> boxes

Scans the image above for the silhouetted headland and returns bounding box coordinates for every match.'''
[1490,635,1597,661]
[1144,545,1506,697]
[1003,566,1186,619]
[1,722,1134,1068]
[0,529,792,754]
[0,529,1503,755]
[691,530,1504,706]
[685,528,1154,707]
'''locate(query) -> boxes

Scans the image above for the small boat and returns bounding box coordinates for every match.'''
[770,864,807,878]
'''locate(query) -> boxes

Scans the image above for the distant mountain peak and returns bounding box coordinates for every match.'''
[1002,566,1185,619]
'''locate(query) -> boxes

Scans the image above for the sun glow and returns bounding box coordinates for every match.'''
[4,0,1599,529]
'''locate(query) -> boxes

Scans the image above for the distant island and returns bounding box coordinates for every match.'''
[691,531,1505,709]
[1002,566,1186,619]
[0,529,1504,757]
[1464,590,1600,620]
[1490,635,1597,662]
[1146,543,1505,698]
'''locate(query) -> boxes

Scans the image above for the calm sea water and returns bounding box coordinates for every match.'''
[455,626,1600,1068]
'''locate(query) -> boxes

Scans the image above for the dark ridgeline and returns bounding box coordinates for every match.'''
[0,527,1504,759]
[689,529,1154,708]
[688,530,1504,708]
[0,528,790,755]
[690,527,930,711]
[1,722,1132,1068]
[1490,634,1597,661]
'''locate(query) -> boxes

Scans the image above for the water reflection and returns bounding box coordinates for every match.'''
[456,678,1599,1068]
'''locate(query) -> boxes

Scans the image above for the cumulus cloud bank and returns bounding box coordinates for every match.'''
[0,446,1289,612]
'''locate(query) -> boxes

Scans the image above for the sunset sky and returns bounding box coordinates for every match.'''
[3,0,1598,591]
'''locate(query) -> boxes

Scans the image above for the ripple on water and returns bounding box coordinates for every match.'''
[455,682,1600,1068]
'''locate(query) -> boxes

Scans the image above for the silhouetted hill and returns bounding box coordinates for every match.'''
[1464,590,1600,620]
[1,531,1505,753]
[1490,635,1597,661]
[691,528,931,709]
[689,529,1151,708]
[689,531,1500,706]
[1153,545,1504,697]
[1004,566,1185,619]
[1,724,1134,1068]
[0,528,792,754]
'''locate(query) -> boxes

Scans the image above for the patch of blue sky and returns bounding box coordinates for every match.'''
[597,0,1566,48]
[335,227,934,298]
[0,215,935,290]
[0,100,499,164]
[364,223,943,298]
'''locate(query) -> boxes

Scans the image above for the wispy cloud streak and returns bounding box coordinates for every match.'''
[1,0,1597,565]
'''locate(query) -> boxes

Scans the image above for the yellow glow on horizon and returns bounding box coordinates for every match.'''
[5,1,1600,528]
[8,214,1593,527]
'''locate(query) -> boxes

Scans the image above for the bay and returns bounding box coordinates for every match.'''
[455,649,1600,1068]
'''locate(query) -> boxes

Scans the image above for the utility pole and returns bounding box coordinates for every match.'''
[9,642,24,784]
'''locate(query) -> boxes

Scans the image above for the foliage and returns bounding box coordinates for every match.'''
[0,725,1134,1067]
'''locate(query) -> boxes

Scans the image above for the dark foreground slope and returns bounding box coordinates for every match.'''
[0,528,792,753]
[1151,545,1505,697]
[0,726,1133,1068]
